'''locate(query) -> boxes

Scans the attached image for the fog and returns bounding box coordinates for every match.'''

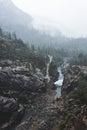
[12,0,87,38]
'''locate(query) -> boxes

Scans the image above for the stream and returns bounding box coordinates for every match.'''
[45,55,64,98]
[5,56,64,130]
[54,67,64,99]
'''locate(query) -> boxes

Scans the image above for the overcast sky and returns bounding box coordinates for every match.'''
[12,0,87,37]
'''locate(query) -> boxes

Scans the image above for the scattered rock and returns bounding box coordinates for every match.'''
[0,96,24,129]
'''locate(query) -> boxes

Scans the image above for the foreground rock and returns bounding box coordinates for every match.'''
[0,96,24,129]
[0,61,48,130]
[0,65,46,104]
[16,91,57,130]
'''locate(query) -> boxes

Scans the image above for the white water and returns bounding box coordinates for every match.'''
[54,67,64,99]
[45,55,53,83]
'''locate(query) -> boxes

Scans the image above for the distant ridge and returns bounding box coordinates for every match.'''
[0,0,65,45]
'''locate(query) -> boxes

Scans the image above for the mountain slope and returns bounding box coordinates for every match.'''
[0,0,65,45]
[0,0,32,27]
[1,0,87,53]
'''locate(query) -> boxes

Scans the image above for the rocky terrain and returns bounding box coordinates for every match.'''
[1,53,87,130]
[0,96,24,129]
[0,59,47,129]
[0,30,47,129]
[50,64,87,130]
[0,28,87,130]
[0,58,60,130]
[1,55,87,130]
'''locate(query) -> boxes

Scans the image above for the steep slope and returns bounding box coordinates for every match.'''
[0,0,87,54]
[0,0,66,46]
[0,0,32,27]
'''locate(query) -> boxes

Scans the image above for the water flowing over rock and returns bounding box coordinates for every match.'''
[45,55,53,83]
[54,67,64,99]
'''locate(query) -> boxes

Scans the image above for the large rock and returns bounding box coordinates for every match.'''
[62,65,81,95]
[0,66,46,103]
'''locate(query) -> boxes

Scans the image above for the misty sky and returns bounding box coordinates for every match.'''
[12,0,87,37]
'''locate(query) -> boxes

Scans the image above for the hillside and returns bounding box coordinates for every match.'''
[0,0,65,45]
[0,1,87,130]
[0,28,87,130]
[1,0,87,54]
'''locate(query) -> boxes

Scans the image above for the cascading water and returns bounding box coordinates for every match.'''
[45,55,53,83]
[54,67,64,99]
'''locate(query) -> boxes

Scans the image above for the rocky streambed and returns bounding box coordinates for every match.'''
[18,64,87,130]
[51,64,87,130]
[0,59,59,130]
[1,59,87,130]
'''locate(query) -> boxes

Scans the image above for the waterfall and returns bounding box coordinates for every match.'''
[45,55,53,83]
[54,67,64,99]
